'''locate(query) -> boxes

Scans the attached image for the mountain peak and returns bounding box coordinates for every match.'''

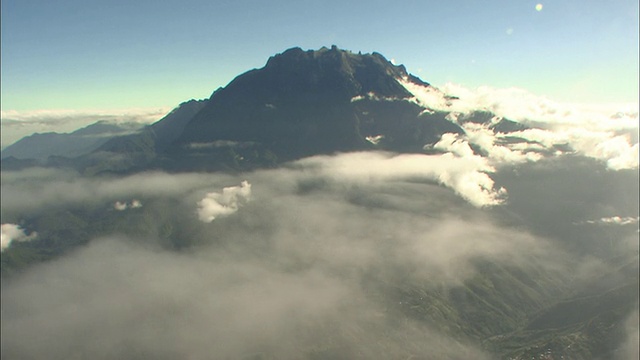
[56,46,461,173]
[168,46,459,164]
[262,46,420,95]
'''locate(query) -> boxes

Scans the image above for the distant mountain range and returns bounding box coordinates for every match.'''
[1,121,146,161]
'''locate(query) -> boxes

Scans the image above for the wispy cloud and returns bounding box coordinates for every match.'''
[1,223,37,252]
[1,148,635,359]
[501,128,639,170]
[577,216,640,226]
[398,78,639,171]
[0,163,565,359]
[0,169,236,215]
[294,152,506,207]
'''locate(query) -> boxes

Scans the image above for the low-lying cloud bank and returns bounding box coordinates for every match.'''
[1,146,637,359]
[1,223,37,252]
[294,152,506,207]
[1,163,543,359]
[0,162,561,359]
[0,151,505,217]
[577,216,640,226]
[0,168,236,215]
[0,237,494,360]
[399,78,639,171]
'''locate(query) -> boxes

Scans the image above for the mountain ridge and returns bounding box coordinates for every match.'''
[85,46,467,173]
[1,120,146,161]
[2,46,520,174]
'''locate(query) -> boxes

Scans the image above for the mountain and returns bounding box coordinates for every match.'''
[4,46,528,174]
[70,46,468,174]
[97,99,208,154]
[70,99,208,174]
[172,46,462,159]
[1,47,637,360]
[1,121,145,161]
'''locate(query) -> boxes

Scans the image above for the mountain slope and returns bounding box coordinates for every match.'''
[54,46,471,174]
[1,121,145,160]
[4,47,527,174]
[172,46,463,162]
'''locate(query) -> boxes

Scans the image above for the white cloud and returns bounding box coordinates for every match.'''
[365,135,384,145]
[432,133,476,158]
[350,92,402,103]
[1,146,633,359]
[502,128,638,170]
[580,216,640,226]
[114,200,143,211]
[1,223,37,252]
[197,181,252,222]
[114,201,128,211]
[0,169,237,214]
[295,152,505,207]
[186,140,256,149]
[462,123,543,164]
[398,77,639,170]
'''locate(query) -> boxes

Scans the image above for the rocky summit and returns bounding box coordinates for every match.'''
[61,46,466,174]
[173,46,462,160]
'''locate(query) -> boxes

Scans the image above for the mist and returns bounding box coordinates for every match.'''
[1,79,638,358]
[2,147,637,359]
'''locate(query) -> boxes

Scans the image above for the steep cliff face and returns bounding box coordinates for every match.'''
[173,46,463,160]
[27,47,468,174]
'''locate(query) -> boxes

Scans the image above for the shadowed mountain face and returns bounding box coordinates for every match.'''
[2,47,512,174]
[173,46,462,160]
[72,47,467,174]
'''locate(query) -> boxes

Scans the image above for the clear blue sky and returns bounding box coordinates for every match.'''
[1,0,638,111]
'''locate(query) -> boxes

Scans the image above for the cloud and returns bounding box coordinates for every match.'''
[365,134,384,145]
[0,107,170,149]
[0,169,237,215]
[185,140,256,149]
[1,223,37,252]
[113,199,143,211]
[578,216,640,226]
[616,308,640,360]
[432,132,476,158]
[0,150,503,220]
[0,162,561,359]
[197,181,251,222]
[1,147,636,359]
[0,152,503,221]
[294,151,506,207]
[502,128,639,170]
[398,78,639,170]
[114,201,128,211]
[0,237,495,359]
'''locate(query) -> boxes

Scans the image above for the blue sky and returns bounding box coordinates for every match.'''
[1,0,638,111]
